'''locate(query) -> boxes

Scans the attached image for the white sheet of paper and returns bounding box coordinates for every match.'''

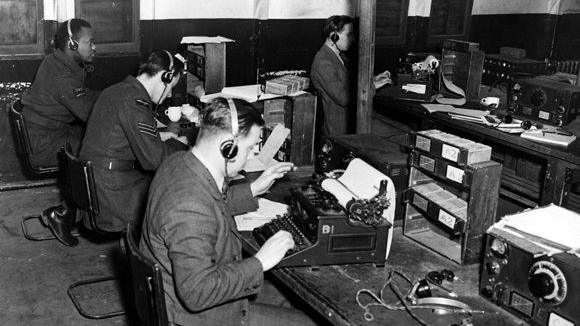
[436,75,467,106]
[320,158,396,259]
[200,85,283,103]
[421,104,456,113]
[180,36,235,44]
[234,198,289,231]
[493,204,580,251]
[243,124,290,172]
[402,84,426,94]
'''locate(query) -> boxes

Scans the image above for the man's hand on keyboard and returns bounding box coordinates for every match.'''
[254,230,295,271]
[250,162,295,197]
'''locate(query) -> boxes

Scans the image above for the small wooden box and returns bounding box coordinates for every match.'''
[262,92,316,166]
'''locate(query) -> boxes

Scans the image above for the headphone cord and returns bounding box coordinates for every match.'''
[223,159,231,198]
[154,83,169,117]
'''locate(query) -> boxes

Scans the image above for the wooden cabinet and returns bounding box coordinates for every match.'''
[262,93,317,167]
[186,42,228,95]
[403,130,502,264]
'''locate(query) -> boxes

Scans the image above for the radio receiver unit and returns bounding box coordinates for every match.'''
[509,76,580,126]
[480,205,580,326]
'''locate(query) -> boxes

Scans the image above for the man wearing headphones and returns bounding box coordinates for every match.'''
[20,19,99,245]
[140,98,316,326]
[61,50,189,244]
[310,15,391,136]
[310,15,355,136]
[21,18,98,167]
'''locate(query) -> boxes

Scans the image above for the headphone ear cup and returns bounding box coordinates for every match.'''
[330,32,339,43]
[161,71,174,84]
[220,140,238,160]
[68,39,78,51]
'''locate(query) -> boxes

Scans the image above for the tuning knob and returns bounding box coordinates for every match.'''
[529,273,555,298]
[486,261,501,275]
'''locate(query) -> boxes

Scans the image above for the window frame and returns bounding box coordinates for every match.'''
[0,0,45,56]
[375,0,410,46]
[74,0,140,54]
[426,0,474,45]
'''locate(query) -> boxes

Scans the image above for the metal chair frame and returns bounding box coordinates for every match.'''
[11,100,64,241]
[124,222,169,326]
[63,144,125,319]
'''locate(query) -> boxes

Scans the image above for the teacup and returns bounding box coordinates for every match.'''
[480,97,500,108]
[165,106,181,122]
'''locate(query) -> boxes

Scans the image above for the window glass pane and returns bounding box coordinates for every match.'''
[429,0,467,36]
[76,0,133,44]
[0,0,37,46]
[376,1,403,37]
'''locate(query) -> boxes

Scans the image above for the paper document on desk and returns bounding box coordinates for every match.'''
[402,84,426,94]
[243,124,290,172]
[490,204,580,255]
[200,84,284,103]
[436,74,467,106]
[181,36,234,44]
[320,158,396,259]
[234,198,289,231]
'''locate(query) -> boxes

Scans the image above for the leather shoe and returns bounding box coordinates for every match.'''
[41,205,79,247]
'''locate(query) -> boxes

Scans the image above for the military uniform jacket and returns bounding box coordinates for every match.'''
[21,50,100,166]
[141,152,262,326]
[80,76,186,231]
[310,44,354,135]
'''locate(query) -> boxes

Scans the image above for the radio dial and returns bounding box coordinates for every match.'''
[531,88,547,107]
[557,105,566,113]
[486,261,501,275]
[528,260,567,305]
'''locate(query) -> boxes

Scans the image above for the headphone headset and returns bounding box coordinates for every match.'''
[220,99,239,160]
[330,29,339,43]
[161,50,175,84]
[67,19,79,51]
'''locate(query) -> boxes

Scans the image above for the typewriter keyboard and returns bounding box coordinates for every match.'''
[253,214,313,255]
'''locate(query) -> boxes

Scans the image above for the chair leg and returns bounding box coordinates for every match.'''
[67,276,127,319]
[21,215,80,241]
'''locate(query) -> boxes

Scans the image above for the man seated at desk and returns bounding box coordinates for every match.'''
[140,98,317,326]
[21,18,99,167]
[77,50,188,236]
[21,18,99,246]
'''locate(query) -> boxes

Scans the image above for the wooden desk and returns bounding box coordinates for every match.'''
[242,177,528,326]
[374,95,580,214]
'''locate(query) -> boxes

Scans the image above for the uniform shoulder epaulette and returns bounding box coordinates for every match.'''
[135,98,152,108]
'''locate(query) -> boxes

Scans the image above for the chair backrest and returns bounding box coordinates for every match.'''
[124,222,168,326]
[8,100,58,176]
[60,144,107,235]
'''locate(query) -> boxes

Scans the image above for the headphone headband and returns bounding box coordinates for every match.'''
[163,50,174,71]
[67,19,78,51]
[227,98,239,138]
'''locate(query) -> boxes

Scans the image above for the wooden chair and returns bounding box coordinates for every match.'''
[62,144,126,319]
[124,221,169,326]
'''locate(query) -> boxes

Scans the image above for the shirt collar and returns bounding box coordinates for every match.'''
[191,149,225,194]
[54,50,85,78]
[325,43,345,66]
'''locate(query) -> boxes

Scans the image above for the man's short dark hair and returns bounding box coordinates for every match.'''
[323,15,354,38]
[55,18,92,51]
[199,97,264,138]
[138,49,185,79]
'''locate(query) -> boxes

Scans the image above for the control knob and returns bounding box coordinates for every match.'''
[528,260,567,305]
